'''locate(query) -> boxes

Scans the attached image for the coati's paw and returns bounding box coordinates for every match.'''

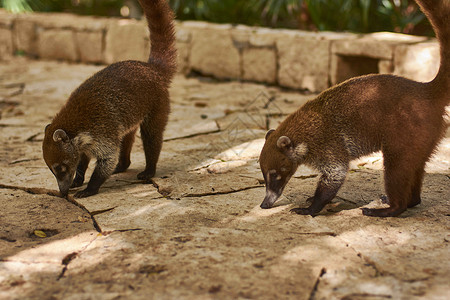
[71,176,84,188]
[290,207,317,216]
[361,207,406,217]
[74,188,98,198]
[137,170,155,183]
[113,161,131,174]
[408,197,421,208]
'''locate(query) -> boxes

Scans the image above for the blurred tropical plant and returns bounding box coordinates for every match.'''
[1,0,35,13]
[1,0,431,35]
[1,0,124,16]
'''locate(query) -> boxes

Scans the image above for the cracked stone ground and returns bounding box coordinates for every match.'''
[0,58,449,299]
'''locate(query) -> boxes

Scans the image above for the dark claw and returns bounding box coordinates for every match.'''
[74,188,98,198]
[137,169,155,182]
[290,207,317,217]
[361,207,406,217]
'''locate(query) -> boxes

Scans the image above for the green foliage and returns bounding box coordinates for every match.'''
[1,0,34,13]
[1,0,431,35]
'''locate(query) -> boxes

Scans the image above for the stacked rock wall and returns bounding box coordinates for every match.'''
[0,9,440,92]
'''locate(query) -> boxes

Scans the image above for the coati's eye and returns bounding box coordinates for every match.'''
[52,164,67,175]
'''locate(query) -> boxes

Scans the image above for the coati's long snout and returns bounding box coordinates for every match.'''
[261,190,281,209]
[259,131,304,209]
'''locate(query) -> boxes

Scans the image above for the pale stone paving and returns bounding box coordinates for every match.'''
[0,58,448,299]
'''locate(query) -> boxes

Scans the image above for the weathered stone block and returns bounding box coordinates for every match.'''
[231,25,251,49]
[378,59,393,74]
[277,33,330,92]
[332,32,426,60]
[13,19,37,55]
[75,31,103,64]
[175,26,191,74]
[105,20,149,64]
[249,28,278,47]
[242,47,276,84]
[176,41,190,74]
[0,28,13,60]
[37,28,78,61]
[189,25,240,79]
[394,41,439,82]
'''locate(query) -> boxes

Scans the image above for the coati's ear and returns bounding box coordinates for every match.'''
[53,129,69,143]
[277,136,292,149]
[277,136,308,160]
[265,129,275,140]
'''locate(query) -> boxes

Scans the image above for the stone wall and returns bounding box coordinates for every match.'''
[0,9,440,92]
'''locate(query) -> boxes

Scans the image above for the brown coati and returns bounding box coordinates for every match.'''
[259,0,449,217]
[42,0,176,198]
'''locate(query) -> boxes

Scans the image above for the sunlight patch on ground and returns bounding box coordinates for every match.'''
[233,203,289,223]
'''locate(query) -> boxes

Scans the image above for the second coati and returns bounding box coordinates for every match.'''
[259,0,449,217]
[42,0,176,198]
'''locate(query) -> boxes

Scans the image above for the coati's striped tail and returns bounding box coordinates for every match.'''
[139,0,177,82]
[416,0,450,100]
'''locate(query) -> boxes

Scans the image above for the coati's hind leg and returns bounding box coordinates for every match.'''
[113,129,137,174]
[71,153,90,188]
[137,112,167,182]
[408,164,426,208]
[374,155,427,209]
[291,163,348,216]
[362,153,411,217]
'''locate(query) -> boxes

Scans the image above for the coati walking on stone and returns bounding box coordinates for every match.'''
[42,0,176,198]
[259,0,449,217]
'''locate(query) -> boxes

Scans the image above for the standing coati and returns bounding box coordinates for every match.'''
[259,0,449,217]
[42,0,176,198]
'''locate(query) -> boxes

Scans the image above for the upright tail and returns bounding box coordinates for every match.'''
[138,0,177,83]
[416,0,450,102]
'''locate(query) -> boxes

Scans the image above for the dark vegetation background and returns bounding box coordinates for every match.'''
[1,0,433,36]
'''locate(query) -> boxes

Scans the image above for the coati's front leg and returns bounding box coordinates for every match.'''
[71,153,90,188]
[291,164,347,216]
[137,113,166,182]
[74,154,119,198]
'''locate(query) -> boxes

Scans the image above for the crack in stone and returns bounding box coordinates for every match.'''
[182,185,263,198]
[163,128,221,142]
[0,184,102,233]
[26,132,41,142]
[341,293,392,299]
[90,207,117,216]
[234,227,336,236]
[56,231,103,281]
[308,267,327,300]
[57,252,78,280]
[360,254,427,283]
[9,158,40,165]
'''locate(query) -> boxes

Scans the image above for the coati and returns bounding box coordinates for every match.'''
[259,0,449,217]
[42,0,176,198]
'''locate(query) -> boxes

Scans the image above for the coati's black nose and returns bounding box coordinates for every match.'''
[260,201,272,209]
[260,190,279,209]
